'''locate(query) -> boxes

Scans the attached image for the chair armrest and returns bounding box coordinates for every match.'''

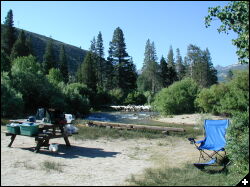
[188,138,204,144]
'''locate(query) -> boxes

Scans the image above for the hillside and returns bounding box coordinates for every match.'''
[216,63,249,82]
[1,25,88,74]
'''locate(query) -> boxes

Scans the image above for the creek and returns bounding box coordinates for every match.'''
[83,111,164,126]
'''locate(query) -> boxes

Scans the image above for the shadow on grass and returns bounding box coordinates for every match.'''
[20,144,121,159]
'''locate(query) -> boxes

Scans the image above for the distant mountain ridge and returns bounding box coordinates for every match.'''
[1,24,88,74]
[215,63,249,82]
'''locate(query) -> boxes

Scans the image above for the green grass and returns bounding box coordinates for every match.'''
[41,161,63,173]
[73,119,203,140]
[127,163,244,186]
[73,125,167,140]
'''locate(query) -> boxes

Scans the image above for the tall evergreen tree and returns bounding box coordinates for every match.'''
[137,40,160,93]
[43,38,57,74]
[1,9,16,56]
[142,39,157,71]
[175,48,186,80]
[182,56,190,78]
[96,31,105,89]
[59,45,69,83]
[89,37,97,54]
[96,32,104,58]
[186,44,217,87]
[77,52,97,91]
[203,48,218,86]
[159,56,170,88]
[10,30,30,61]
[124,57,138,90]
[103,44,115,90]
[108,27,137,91]
[166,46,177,84]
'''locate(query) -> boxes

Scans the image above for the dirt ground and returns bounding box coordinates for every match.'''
[153,113,226,125]
[1,123,199,186]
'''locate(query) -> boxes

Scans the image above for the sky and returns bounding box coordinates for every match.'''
[1,1,239,70]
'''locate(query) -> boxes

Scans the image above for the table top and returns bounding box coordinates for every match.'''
[10,119,54,127]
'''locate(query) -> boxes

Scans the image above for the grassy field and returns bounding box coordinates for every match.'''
[126,163,243,186]
[72,119,203,140]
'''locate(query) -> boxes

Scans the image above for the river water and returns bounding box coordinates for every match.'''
[83,111,161,126]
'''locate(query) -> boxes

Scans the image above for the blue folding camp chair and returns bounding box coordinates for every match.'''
[188,119,230,169]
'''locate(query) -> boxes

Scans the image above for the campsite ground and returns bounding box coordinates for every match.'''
[1,113,224,186]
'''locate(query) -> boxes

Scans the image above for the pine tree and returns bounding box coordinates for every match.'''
[203,48,217,86]
[10,30,30,61]
[59,45,69,83]
[108,27,137,91]
[137,40,160,93]
[43,38,57,74]
[96,31,105,89]
[159,56,170,88]
[183,56,189,77]
[124,57,138,90]
[89,37,97,54]
[166,46,177,84]
[186,44,217,87]
[142,39,157,71]
[175,48,185,80]
[1,9,16,56]
[77,52,97,91]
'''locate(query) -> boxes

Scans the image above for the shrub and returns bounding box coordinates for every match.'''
[108,88,125,105]
[195,70,249,116]
[1,72,24,117]
[124,91,147,105]
[46,68,64,86]
[195,83,228,114]
[92,90,112,107]
[219,70,249,115]
[143,91,154,105]
[11,55,66,113]
[62,83,90,115]
[153,78,200,115]
[226,110,249,175]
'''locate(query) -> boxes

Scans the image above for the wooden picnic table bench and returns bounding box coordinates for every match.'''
[5,119,77,153]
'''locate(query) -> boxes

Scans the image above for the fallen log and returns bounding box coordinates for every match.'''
[79,120,185,132]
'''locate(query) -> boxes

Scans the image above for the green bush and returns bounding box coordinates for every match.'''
[195,70,249,116]
[195,83,228,114]
[11,55,66,113]
[1,72,24,117]
[219,70,249,116]
[92,90,112,107]
[124,91,147,105]
[143,91,154,105]
[46,68,64,86]
[62,83,90,115]
[108,88,125,105]
[226,110,249,175]
[153,78,200,115]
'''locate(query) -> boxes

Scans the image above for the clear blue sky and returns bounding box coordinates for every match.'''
[1,1,239,70]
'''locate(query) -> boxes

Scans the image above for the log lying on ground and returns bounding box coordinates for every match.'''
[80,120,185,133]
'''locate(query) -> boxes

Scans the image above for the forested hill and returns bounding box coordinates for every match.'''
[1,24,87,74]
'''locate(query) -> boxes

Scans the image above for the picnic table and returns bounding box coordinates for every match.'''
[5,119,77,153]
